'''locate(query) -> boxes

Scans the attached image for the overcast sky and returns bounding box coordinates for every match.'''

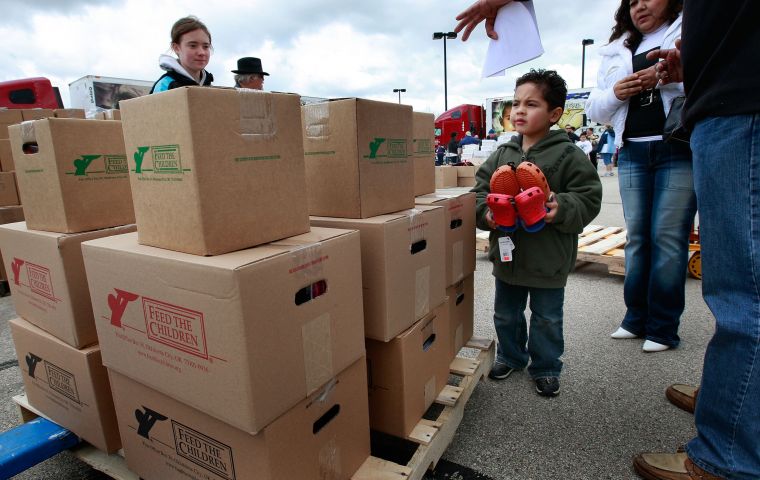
[0,0,622,116]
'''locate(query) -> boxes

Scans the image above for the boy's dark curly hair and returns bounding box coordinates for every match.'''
[609,0,682,52]
[515,69,568,112]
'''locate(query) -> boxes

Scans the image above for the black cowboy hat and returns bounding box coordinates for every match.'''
[231,57,269,76]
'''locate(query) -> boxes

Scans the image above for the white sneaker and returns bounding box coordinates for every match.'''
[643,340,670,352]
[611,327,638,339]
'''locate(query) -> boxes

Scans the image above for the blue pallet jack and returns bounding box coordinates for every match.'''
[0,416,80,479]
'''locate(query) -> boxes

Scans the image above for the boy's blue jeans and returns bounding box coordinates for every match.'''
[617,140,696,346]
[685,114,760,479]
[493,278,564,379]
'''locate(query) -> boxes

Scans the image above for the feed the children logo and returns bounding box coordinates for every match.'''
[105,288,209,360]
[44,362,80,403]
[24,352,80,403]
[142,298,208,359]
[132,145,188,174]
[364,137,407,162]
[68,154,129,177]
[133,406,236,480]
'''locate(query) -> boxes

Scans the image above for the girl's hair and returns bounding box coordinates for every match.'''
[170,16,211,46]
[609,0,682,52]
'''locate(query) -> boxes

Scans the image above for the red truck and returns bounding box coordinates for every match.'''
[434,104,485,146]
[0,77,62,109]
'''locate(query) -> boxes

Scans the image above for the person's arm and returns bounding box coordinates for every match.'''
[548,152,603,234]
[472,149,501,231]
[454,0,518,41]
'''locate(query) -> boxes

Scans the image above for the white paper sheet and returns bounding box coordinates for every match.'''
[482,1,544,78]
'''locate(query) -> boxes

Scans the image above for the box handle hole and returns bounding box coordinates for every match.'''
[423,333,436,351]
[294,280,327,306]
[22,143,39,154]
[456,292,465,306]
[410,239,427,255]
[313,404,340,434]
[450,219,463,230]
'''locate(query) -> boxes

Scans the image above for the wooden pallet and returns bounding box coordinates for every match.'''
[353,337,495,480]
[575,225,627,275]
[13,394,137,480]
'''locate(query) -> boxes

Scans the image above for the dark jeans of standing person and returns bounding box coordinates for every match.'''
[686,114,760,479]
[493,279,565,379]
[617,140,697,347]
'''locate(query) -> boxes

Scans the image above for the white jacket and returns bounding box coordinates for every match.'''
[585,14,684,148]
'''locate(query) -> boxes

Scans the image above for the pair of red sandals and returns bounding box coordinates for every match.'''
[487,162,551,233]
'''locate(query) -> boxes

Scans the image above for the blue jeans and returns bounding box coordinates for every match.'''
[601,152,614,165]
[493,278,564,378]
[618,140,696,346]
[685,115,760,479]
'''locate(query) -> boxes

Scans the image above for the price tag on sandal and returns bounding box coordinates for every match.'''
[498,236,515,262]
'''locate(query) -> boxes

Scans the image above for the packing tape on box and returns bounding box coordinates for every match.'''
[19,121,36,144]
[302,313,334,394]
[237,89,275,137]
[303,102,330,139]
[318,438,342,480]
[415,265,431,320]
[408,208,425,246]
[452,240,464,284]
[286,242,326,281]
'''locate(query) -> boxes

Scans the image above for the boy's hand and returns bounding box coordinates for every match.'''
[485,209,498,229]
[544,192,559,223]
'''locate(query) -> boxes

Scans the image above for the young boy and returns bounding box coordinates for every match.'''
[472,69,602,397]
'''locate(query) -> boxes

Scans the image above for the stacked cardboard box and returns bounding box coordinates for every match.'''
[416,191,477,360]
[435,166,458,189]
[0,116,137,453]
[303,100,453,438]
[79,87,370,479]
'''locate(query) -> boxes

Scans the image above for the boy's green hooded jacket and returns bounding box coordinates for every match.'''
[473,129,602,288]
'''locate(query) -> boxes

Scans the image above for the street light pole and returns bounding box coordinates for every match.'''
[433,31,457,111]
[581,38,594,88]
[393,88,406,104]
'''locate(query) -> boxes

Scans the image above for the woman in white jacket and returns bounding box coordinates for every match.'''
[586,0,696,353]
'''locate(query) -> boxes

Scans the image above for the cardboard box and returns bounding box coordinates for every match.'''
[366,299,451,438]
[0,139,13,171]
[302,98,414,218]
[447,274,474,360]
[10,317,121,452]
[435,166,458,189]
[412,112,435,196]
[455,165,477,187]
[119,87,310,255]
[82,227,365,434]
[9,118,136,233]
[311,205,446,342]
[0,206,24,282]
[110,357,370,480]
[21,109,54,121]
[53,109,86,119]
[0,109,23,140]
[415,191,476,287]
[0,222,136,348]
[0,171,19,206]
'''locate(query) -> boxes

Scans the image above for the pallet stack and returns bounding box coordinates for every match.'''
[2,90,490,479]
[74,87,370,480]
[0,114,137,454]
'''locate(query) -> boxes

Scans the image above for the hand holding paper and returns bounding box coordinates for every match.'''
[482,1,544,77]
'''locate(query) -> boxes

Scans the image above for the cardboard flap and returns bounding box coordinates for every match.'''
[303,102,331,139]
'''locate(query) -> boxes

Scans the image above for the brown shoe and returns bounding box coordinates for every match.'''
[666,384,698,414]
[633,452,724,479]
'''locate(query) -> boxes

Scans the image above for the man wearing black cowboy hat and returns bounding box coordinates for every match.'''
[232,57,269,90]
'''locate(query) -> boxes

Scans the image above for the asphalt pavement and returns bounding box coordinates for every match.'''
[0,167,712,479]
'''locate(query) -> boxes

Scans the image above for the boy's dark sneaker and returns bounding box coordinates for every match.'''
[535,377,560,397]
[488,362,515,380]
